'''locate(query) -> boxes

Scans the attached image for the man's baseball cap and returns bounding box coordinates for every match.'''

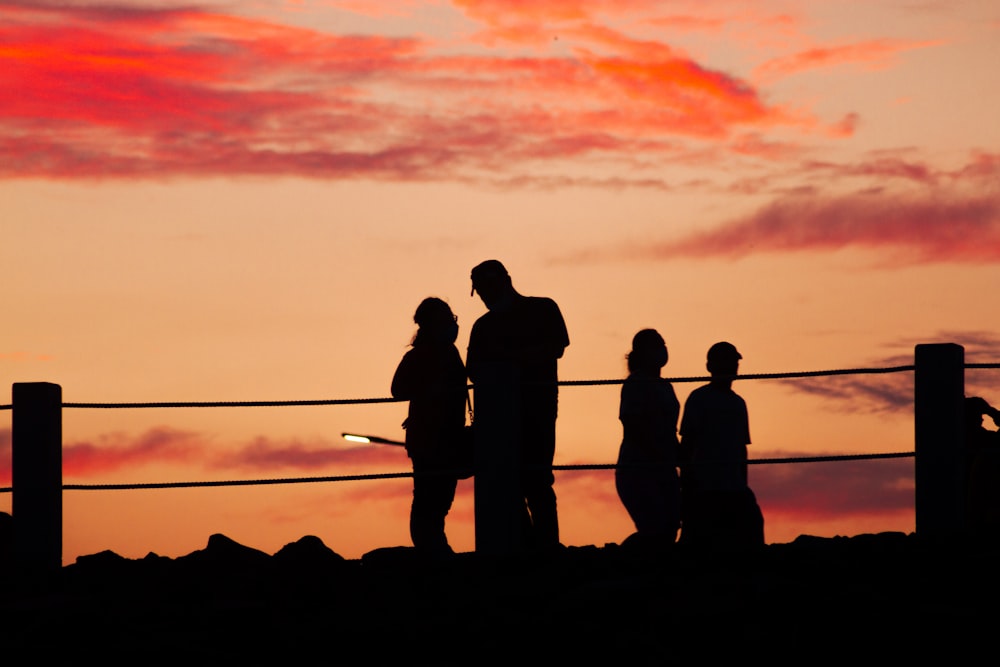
[470,259,508,296]
[707,341,742,365]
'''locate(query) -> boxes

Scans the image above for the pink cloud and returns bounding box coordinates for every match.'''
[0,2,823,181]
[210,436,407,472]
[0,426,410,486]
[751,451,914,520]
[0,426,203,484]
[637,186,1000,265]
[755,38,944,80]
[801,154,938,184]
[63,427,204,478]
[716,150,999,197]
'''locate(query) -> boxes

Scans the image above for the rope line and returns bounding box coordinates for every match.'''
[561,365,918,386]
[966,363,1000,370]
[0,363,997,411]
[0,365,916,410]
[61,397,401,409]
[0,452,914,494]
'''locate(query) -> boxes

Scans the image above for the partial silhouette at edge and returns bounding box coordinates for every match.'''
[965,395,1000,538]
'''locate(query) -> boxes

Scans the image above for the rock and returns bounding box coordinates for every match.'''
[1,530,998,660]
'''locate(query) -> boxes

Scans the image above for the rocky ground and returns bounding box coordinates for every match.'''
[1,511,997,663]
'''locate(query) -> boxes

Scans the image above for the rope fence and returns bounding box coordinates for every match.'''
[2,361,997,496]
[2,348,997,569]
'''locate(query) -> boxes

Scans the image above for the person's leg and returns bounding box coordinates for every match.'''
[410,455,457,553]
[520,409,559,548]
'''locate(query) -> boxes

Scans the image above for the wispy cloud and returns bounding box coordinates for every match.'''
[627,153,1000,265]
[779,331,1000,415]
[210,436,406,472]
[552,150,1000,264]
[755,38,944,80]
[2,426,203,484]
[61,427,204,477]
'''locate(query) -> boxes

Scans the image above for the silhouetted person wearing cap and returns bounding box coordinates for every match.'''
[467,260,569,551]
[391,297,467,558]
[678,342,764,551]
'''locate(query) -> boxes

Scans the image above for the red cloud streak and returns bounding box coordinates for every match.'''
[0,427,407,485]
[209,436,406,472]
[0,3,817,181]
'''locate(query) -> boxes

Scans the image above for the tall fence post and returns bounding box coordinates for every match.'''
[472,368,524,556]
[12,382,63,575]
[914,344,965,539]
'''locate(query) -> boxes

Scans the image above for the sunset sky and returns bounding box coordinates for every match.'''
[2,0,999,564]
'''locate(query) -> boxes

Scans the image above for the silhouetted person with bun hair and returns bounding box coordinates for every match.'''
[678,341,764,551]
[615,329,681,551]
[391,297,467,557]
[467,260,569,551]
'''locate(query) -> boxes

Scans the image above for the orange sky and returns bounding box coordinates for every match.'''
[2,0,999,564]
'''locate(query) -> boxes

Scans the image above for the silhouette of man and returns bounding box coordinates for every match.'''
[678,341,764,550]
[466,260,569,551]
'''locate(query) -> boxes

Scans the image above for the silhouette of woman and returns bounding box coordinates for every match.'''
[391,297,468,557]
[615,329,681,550]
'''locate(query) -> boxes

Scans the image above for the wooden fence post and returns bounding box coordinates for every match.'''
[12,382,63,575]
[914,344,965,539]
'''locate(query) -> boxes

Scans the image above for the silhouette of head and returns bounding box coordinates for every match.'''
[412,297,458,345]
[966,396,993,429]
[627,329,668,375]
[706,341,741,376]
[470,259,514,310]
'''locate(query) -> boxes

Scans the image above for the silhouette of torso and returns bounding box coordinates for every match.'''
[391,341,467,458]
[466,294,568,408]
[617,375,679,467]
[680,383,750,492]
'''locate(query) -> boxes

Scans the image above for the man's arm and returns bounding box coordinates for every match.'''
[527,296,569,361]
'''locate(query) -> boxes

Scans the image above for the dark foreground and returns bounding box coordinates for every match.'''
[1,518,998,662]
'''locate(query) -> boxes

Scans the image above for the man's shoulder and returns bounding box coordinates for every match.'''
[515,294,557,310]
[685,383,712,401]
[685,383,745,404]
[521,296,566,326]
[470,309,496,328]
